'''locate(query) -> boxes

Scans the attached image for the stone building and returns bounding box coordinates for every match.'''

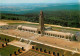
[17,11,75,40]
[37,11,44,35]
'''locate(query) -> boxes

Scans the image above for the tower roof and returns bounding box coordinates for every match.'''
[40,10,43,15]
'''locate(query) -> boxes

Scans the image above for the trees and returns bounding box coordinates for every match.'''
[0,10,80,28]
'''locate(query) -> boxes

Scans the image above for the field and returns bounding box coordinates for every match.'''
[0,34,17,42]
[0,45,19,56]
[0,34,20,56]
[0,41,5,47]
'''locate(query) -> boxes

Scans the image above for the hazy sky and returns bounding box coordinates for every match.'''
[1,0,79,3]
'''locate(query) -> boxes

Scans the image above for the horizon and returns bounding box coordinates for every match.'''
[0,2,79,6]
[0,2,79,5]
[1,0,78,4]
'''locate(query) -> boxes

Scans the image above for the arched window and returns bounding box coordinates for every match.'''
[40,48,42,52]
[53,52,55,55]
[57,53,59,56]
[66,36,68,39]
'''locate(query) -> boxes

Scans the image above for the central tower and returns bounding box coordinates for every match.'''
[37,11,44,35]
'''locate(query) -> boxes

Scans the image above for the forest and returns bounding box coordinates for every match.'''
[0,10,80,28]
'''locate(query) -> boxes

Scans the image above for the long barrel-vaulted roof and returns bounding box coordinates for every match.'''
[45,31,74,37]
[17,25,37,31]
[17,25,74,37]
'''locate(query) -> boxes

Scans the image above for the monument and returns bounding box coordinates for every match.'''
[37,11,44,35]
[17,11,74,39]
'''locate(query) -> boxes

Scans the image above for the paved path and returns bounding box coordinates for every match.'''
[8,40,32,50]
[0,22,8,26]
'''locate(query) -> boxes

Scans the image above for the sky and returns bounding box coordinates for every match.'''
[1,0,79,3]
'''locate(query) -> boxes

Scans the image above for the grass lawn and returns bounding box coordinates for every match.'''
[0,34,21,56]
[31,42,80,56]
[0,45,20,56]
[8,23,47,27]
[0,40,6,44]
[0,41,5,47]
[8,23,38,26]
[52,27,80,32]
[0,34,19,42]
[0,34,20,56]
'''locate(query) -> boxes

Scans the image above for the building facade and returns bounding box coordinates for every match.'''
[17,11,75,40]
[37,11,44,35]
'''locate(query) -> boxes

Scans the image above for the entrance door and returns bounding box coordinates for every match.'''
[38,31,41,34]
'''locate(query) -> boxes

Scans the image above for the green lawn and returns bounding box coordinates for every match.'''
[0,45,20,56]
[31,42,80,56]
[8,23,47,27]
[52,27,80,32]
[0,34,19,42]
[0,40,6,44]
[0,34,21,56]
[8,23,38,26]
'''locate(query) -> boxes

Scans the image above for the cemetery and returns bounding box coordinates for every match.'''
[0,34,25,56]
[0,34,48,56]
[31,42,80,56]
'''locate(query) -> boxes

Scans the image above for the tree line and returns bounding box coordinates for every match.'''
[0,10,80,28]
